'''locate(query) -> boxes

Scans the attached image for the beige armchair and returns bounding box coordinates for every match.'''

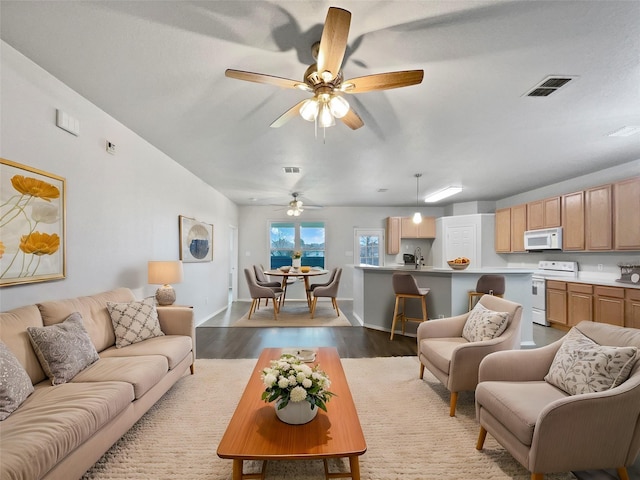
[417,295,522,416]
[475,321,640,480]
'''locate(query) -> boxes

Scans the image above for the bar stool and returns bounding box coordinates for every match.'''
[467,275,505,311]
[390,273,430,340]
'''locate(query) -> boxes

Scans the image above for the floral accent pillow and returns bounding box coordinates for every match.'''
[26,312,99,385]
[107,297,164,348]
[0,341,34,420]
[462,303,510,342]
[545,327,638,395]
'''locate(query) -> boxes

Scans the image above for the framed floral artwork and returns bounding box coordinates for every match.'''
[179,215,213,262]
[0,158,66,286]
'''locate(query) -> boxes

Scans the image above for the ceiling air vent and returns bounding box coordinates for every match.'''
[525,76,574,97]
[283,167,301,174]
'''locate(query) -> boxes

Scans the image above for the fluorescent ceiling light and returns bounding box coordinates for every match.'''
[608,126,640,137]
[424,186,463,203]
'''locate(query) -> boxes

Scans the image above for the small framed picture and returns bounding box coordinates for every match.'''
[179,215,213,262]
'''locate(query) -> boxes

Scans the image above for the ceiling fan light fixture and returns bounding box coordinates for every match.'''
[329,95,349,118]
[320,70,334,83]
[424,186,463,203]
[318,103,335,127]
[300,99,319,121]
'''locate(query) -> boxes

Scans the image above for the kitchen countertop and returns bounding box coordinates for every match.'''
[352,264,535,274]
[549,273,640,290]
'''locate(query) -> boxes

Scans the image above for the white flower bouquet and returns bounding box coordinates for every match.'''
[261,354,335,411]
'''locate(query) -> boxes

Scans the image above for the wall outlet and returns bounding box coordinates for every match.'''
[106,141,116,155]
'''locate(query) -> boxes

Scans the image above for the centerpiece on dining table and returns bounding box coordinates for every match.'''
[261,353,335,424]
[291,251,302,270]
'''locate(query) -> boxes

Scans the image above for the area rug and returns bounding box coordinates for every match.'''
[82,357,575,480]
[232,302,352,327]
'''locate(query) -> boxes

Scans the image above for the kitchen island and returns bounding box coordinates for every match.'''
[352,265,535,346]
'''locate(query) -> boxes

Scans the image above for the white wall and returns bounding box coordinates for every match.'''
[0,42,238,324]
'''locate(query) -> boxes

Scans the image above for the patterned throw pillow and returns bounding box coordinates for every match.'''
[0,341,34,420]
[107,297,164,348]
[545,327,638,395]
[26,312,99,385]
[462,303,510,342]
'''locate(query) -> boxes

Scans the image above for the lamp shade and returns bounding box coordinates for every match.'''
[148,261,183,285]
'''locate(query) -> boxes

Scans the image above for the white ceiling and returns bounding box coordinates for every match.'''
[2,1,639,209]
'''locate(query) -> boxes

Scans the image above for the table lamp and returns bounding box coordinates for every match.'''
[148,260,183,305]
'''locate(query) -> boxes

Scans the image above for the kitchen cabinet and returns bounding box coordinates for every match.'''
[495,204,526,253]
[546,280,567,326]
[386,217,401,255]
[562,191,585,250]
[400,216,436,238]
[567,283,593,326]
[527,196,561,230]
[613,176,640,250]
[585,184,612,250]
[625,288,640,329]
[594,285,624,327]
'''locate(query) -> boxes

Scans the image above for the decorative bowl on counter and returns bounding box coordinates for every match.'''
[447,258,470,270]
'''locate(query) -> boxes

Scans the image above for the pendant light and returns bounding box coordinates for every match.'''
[413,173,423,224]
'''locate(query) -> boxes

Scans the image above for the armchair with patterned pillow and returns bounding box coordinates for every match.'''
[417,295,522,416]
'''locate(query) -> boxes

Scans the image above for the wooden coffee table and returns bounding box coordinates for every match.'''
[217,347,367,480]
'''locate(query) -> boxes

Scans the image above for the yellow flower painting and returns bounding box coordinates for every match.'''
[0,159,66,286]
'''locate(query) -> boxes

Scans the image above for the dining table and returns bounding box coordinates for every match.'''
[264,268,328,310]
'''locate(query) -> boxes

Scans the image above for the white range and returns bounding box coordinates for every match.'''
[531,261,579,326]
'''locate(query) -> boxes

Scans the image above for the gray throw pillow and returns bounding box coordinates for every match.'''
[26,312,99,385]
[0,341,35,420]
[106,297,164,348]
[545,327,638,395]
[462,303,509,342]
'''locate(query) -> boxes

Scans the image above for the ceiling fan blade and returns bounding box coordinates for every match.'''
[316,7,351,82]
[225,69,311,91]
[270,99,307,128]
[342,70,424,93]
[340,107,364,130]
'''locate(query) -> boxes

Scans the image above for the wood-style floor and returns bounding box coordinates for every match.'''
[196,299,639,480]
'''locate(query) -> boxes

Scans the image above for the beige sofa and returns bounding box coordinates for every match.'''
[0,287,195,480]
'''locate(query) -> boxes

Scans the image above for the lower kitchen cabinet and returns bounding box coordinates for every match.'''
[625,288,640,329]
[567,283,593,326]
[594,286,625,327]
[546,280,567,326]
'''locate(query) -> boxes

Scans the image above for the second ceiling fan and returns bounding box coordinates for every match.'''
[225,7,424,130]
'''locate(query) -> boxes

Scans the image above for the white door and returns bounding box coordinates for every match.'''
[445,224,476,262]
[354,229,384,266]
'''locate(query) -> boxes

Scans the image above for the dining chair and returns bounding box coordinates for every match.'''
[244,268,282,320]
[306,267,338,307]
[310,268,342,319]
[253,264,282,307]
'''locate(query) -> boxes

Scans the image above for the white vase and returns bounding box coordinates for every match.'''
[292,258,301,269]
[275,399,318,425]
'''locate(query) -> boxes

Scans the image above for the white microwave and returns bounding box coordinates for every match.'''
[524,227,562,251]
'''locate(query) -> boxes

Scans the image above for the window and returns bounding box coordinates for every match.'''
[354,229,384,266]
[270,222,325,269]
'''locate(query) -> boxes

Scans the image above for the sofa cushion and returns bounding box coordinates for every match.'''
[106,297,164,348]
[72,355,168,399]
[0,341,34,420]
[0,380,133,480]
[462,303,509,342]
[100,334,193,370]
[476,380,568,446]
[0,305,47,384]
[38,288,136,352]
[544,327,638,395]
[26,312,99,385]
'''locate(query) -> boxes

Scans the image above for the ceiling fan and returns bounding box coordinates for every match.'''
[225,7,424,130]
[275,193,322,216]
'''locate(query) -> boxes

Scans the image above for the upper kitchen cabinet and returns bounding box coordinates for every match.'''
[401,216,436,239]
[613,176,640,250]
[585,184,612,250]
[495,204,526,253]
[562,191,585,251]
[527,196,561,230]
[386,217,401,255]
